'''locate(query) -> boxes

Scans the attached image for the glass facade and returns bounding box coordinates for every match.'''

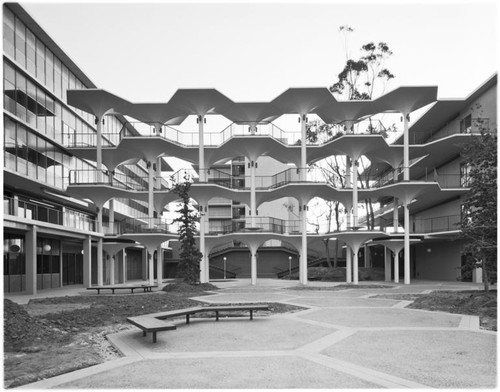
[3,4,151,292]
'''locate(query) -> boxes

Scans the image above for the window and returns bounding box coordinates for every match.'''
[460,162,472,187]
[3,7,15,57]
[460,115,472,134]
[14,16,26,68]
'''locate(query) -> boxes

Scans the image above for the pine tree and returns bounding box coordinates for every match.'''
[172,175,202,284]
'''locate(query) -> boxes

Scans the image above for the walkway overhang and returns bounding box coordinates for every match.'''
[168,88,234,116]
[271,87,335,115]
[67,89,129,118]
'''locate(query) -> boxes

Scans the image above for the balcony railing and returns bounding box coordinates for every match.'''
[371,167,468,189]
[4,196,96,232]
[405,118,491,145]
[119,217,176,235]
[68,170,170,191]
[207,217,301,235]
[412,215,461,233]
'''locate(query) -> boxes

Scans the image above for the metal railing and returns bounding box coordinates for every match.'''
[68,169,170,191]
[4,196,96,232]
[371,167,467,189]
[206,217,301,235]
[119,217,175,234]
[405,118,491,144]
[412,215,461,234]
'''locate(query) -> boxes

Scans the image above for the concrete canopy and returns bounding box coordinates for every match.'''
[123,103,189,126]
[372,86,438,115]
[216,103,283,124]
[168,89,233,116]
[271,88,335,115]
[67,89,130,118]
[315,100,373,124]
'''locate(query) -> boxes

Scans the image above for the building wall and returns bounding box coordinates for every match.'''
[414,240,463,281]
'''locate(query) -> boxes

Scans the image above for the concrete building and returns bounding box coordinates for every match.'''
[3,4,496,293]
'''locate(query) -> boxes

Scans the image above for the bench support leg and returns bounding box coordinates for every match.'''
[250,310,253,320]
[143,331,146,337]
[215,311,219,321]
[152,332,157,343]
[186,314,190,324]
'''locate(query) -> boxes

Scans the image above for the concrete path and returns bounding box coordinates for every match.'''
[17,280,496,389]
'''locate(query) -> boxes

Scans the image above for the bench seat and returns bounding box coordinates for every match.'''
[87,285,156,294]
[127,316,176,343]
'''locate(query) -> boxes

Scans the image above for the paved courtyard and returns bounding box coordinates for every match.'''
[18,280,496,389]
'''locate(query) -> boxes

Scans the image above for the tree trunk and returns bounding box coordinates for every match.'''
[482,257,490,292]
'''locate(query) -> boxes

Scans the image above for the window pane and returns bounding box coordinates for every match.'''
[4,116,17,171]
[14,17,26,68]
[3,11,15,57]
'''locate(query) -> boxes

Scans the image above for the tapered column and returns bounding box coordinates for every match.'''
[300,203,308,285]
[251,251,257,285]
[393,198,399,232]
[404,202,410,284]
[83,235,92,287]
[198,115,206,181]
[250,161,256,227]
[157,245,163,285]
[25,225,37,294]
[300,114,307,181]
[384,246,391,282]
[156,157,162,189]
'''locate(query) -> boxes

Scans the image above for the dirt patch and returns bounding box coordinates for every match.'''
[4,291,302,388]
[373,290,497,331]
[286,284,394,291]
[162,282,219,293]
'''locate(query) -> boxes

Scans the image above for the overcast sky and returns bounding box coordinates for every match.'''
[24,1,497,104]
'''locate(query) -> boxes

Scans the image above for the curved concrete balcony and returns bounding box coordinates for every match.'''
[119,217,176,235]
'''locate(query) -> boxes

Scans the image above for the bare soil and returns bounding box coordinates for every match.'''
[374,290,497,331]
[3,288,303,388]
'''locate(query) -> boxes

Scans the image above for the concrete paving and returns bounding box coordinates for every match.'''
[15,279,496,389]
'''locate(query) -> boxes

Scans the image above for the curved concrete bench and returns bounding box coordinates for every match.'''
[127,304,270,343]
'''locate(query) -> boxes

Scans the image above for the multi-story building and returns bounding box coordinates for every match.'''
[3,4,496,293]
[3,3,170,294]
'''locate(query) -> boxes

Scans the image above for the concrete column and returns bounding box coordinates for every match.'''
[97,238,103,286]
[25,225,37,294]
[384,246,391,282]
[300,114,307,181]
[109,200,114,235]
[251,251,257,286]
[352,247,359,285]
[148,251,154,286]
[109,256,115,285]
[394,250,400,284]
[148,161,154,228]
[198,115,206,182]
[156,157,162,189]
[346,247,352,283]
[345,156,352,227]
[352,158,358,228]
[142,248,148,280]
[250,162,256,227]
[199,204,207,283]
[121,249,127,283]
[157,245,163,285]
[83,235,92,287]
[472,268,483,283]
[404,202,410,284]
[96,115,103,182]
[364,245,370,268]
[393,198,399,232]
[13,195,19,216]
[300,203,308,285]
[403,113,409,181]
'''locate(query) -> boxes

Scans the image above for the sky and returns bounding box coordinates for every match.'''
[23,1,498,105]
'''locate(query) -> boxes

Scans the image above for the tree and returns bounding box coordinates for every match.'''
[460,130,497,291]
[330,26,395,100]
[172,174,202,284]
